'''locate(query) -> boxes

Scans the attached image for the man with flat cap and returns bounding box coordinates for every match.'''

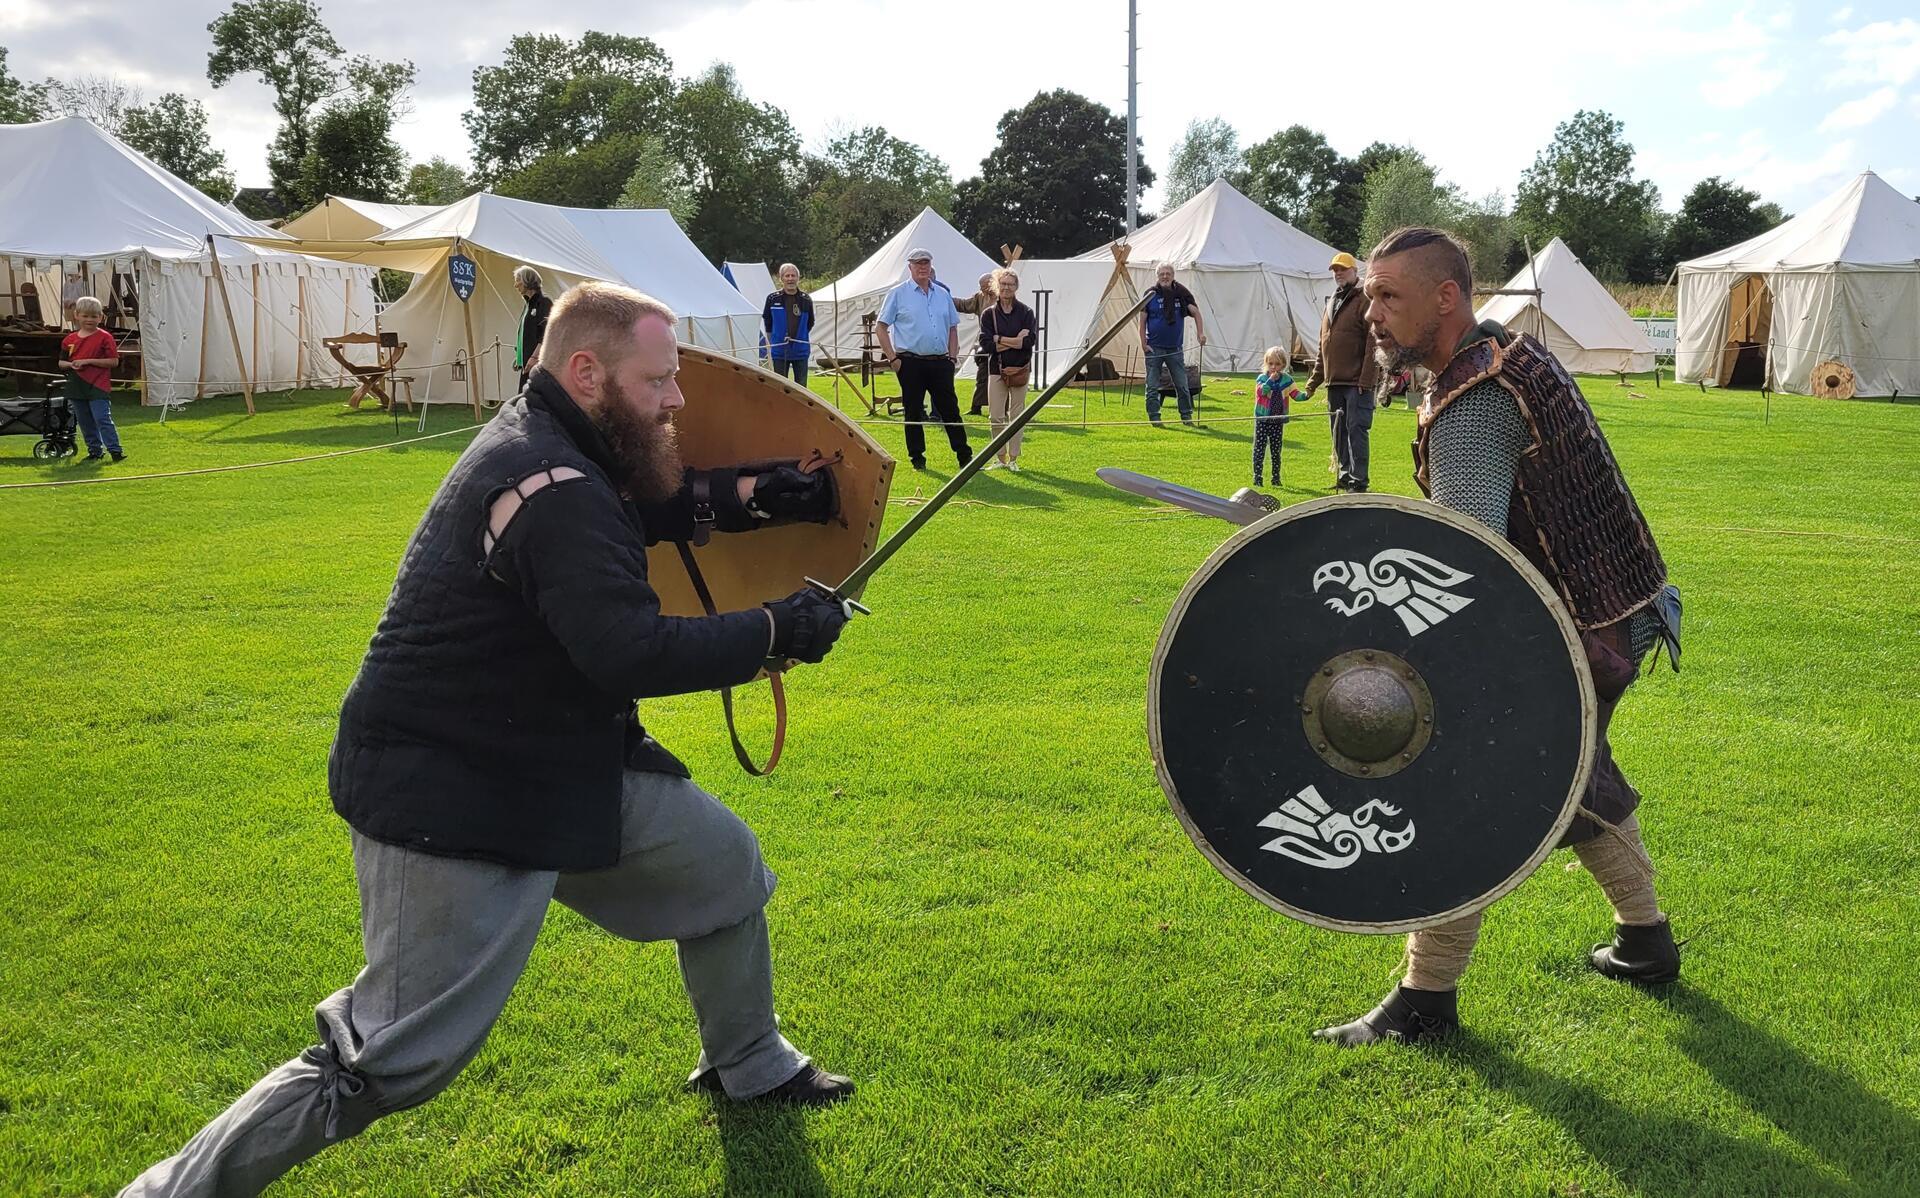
[875,247,973,471]
[1304,251,1380,493]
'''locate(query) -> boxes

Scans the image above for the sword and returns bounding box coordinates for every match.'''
[807,291,1151,611]
[1095,467,1279,525]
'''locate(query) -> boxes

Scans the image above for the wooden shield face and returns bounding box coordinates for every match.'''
[647,347,895,616]
[1149,495,1598,935]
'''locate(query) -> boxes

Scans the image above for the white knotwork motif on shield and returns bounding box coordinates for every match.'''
[1257,785,1416,870]
[1312,548,1475,636]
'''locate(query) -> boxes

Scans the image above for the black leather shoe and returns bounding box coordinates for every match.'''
[1590,918,1681,984]
[689,1063,856,1106]
[1313,985,1459,1046]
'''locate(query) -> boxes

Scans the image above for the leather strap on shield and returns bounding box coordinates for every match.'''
[674,539,787,776]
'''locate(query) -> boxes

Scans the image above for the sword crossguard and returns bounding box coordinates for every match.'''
[804,576,870,618]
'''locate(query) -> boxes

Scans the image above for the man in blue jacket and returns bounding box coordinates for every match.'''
[763,263,814,385]
[122,283,857,1196]
[1137,263,1208,426]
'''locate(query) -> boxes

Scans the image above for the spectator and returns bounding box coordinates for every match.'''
[1253,346,1307,489]
[1138,264,1206,427]
[62,296,123,462]
[951,271,996,415]
[61,267,89,328]
[762,263,815,386]
[513,266,552,393]
[980,268,1037,472]
[876,248,972,472]
[1304,251,1380,493]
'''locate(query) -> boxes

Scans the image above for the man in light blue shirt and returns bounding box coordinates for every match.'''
[876,248,972,470]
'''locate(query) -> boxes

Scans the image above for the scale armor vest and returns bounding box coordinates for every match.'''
[1414,332,1666,630]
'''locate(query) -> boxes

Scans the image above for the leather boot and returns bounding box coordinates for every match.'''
[1590,918,1681,984]
[1312,985,1459,1046]
[689,1063,856,1106]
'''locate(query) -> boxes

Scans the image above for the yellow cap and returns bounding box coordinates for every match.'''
[1329,252,1359,270]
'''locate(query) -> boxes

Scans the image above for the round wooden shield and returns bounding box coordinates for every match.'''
[1148,495,1598,934]
[648,347,895,616]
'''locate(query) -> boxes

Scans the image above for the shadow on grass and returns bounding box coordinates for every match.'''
[1448,984,1919,1197]
[710,1099,829,1198]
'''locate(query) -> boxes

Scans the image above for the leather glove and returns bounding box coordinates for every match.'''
[764,587,851,664]
[747,464,837,524]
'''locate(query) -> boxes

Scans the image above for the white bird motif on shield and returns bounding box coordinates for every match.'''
[1312,548,1476,637]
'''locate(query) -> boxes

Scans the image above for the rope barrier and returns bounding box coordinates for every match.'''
[0,341,506,391]
[0,423,482,491]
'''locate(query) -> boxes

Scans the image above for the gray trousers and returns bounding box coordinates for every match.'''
[1328,385,1375,485]
[121,771,806,1197]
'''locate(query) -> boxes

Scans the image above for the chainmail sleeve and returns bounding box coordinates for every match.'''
[1426,380,1529,538]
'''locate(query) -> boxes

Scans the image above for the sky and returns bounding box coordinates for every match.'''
[4,0,1917,224]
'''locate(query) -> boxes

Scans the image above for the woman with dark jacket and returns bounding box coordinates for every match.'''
[513,265,553,392]
[980,268,1038,472]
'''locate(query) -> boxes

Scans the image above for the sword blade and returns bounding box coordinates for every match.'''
[825,291,1151,602]
[1095,467,1269,525]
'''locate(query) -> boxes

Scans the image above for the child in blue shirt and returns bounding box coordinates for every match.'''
[1254,346,1306,488]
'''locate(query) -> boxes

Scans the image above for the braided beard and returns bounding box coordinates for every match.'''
[592,376,684,502]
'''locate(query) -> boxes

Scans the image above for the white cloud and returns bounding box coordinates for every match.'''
[1641,130,1860,208]
[1818,87,1899,132]
[1830,5,1852,23]
[1821,18,1920,87]
[1699,51,1784,109]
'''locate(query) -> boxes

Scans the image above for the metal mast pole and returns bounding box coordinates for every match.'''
[1126,0,1139,233]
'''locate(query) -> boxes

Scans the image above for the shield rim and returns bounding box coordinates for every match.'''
[1147,493,1599,935]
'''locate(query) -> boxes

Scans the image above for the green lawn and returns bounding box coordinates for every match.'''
[2,374,1917,1196]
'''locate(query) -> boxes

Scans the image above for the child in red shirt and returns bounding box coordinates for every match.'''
[61,296,123,461]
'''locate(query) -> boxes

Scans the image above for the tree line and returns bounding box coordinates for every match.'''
[1164,112,1791,285]
[3,1,1792,285]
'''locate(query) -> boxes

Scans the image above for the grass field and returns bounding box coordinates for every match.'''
[2,371,1917,1196]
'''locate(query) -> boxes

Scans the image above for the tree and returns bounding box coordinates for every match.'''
[1662,177,1783,270]
[0,47,49,123]
[615,135,698,227]
[121,93,235,200]
[800,126,953,275]
[953,90,1151,258]
[463,32,675,184]
[1358,154,1448,258]
[403,156,471,206]
[44,75,142,133]
[1238,125,1341,228]
[663,64,802,263]
[496,134,650,209]
[207,0,343,199]
[1439,191,1518,288]
[292,58,415,205]
[1513,109,1664,282]
[1164,117,1240,207]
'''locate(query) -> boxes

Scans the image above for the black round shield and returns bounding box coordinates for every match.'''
[1149,494,1597,933]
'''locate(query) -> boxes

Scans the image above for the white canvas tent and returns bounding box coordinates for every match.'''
[722,261,776,305]
[272,193,760,410]
[0,117,377,405]
[1077,177,1338,373]
[1676,172,1920,397]
[812,207,999,363]
[1006,256,1144,387]
[1478,237,1654,374]
[281,196,443,241]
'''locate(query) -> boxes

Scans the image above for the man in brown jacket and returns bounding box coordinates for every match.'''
[953,271,996,414]
[1304,252,1380,492]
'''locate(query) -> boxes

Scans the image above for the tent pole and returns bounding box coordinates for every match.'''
[296,273,308,385]
[250,263,261,394]
[206,236,254,414]
[195,272,212,400]
[460,280,481,420]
